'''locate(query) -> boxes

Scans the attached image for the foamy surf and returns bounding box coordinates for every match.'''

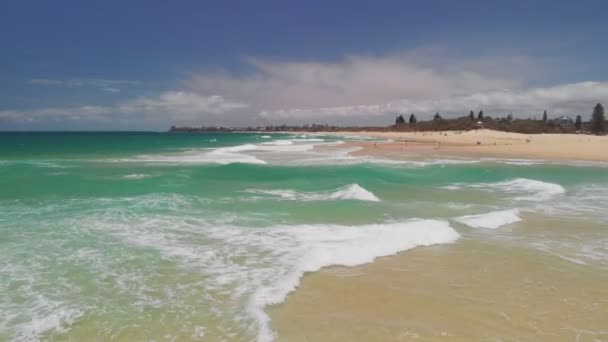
[119,139,334,165]
[249,219,460,342]
[122,173,150,180]
[247,184,380,202]
[454,209,522,229]
[444,178,566,201]
[118,145,267,165]
[484,178,566,200]
[57,211,458,342]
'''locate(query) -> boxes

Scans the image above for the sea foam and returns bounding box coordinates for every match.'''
[71,209,458,342]
[327,184,380,201]
[122,139,329,165]
[444,178,565,201]
[249,219,460,341]
[454,209,521,229]
[483,178,566,200]
[122,173,150,180]
[247,184,380,202]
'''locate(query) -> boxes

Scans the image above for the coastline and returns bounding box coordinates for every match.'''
[266,130,608,341]
[4,132,608,341]
[269,228,608,341]
[319,129,608,162]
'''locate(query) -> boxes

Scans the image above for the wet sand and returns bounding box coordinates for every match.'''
[269,208,608,341]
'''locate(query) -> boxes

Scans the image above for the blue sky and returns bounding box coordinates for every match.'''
[1,0,607,130]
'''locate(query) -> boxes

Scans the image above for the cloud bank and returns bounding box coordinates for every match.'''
[3,53,608,128]
[0,92,246,127]
[260,81,608,121]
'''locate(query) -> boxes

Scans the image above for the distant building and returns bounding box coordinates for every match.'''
[552,115,574,126]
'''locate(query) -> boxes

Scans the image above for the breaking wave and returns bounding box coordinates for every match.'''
[247,184,380,202]
[454,209,522,229]
[444,178,566,201]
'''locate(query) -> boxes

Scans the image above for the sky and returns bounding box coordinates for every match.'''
[1,0,608,130]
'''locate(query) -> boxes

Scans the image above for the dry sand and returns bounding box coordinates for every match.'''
[328,129,608,162]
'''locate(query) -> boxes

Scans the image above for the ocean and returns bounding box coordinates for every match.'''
[0,132,607,341]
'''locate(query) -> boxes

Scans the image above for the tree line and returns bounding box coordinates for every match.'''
[394,103,605,134]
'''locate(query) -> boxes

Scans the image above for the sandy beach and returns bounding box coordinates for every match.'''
[327,130,608,162]
[265,130,608,341]
[269,203,608,342]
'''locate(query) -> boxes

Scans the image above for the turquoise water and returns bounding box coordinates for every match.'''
[0,132,607,341]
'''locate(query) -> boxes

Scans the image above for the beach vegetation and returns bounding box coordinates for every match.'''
[591,103,605,133]
[409,113,417,124]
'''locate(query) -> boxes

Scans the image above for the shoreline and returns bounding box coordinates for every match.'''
[319,129,608,162]
[265,130,608,341]
[269,228,608,341]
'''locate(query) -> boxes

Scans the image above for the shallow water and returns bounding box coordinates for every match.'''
[0,132,606,341]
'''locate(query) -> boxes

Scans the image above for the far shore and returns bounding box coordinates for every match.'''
[318,129,608,162]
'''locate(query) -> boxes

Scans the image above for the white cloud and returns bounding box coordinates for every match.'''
[119,91,247,117]
[184,54,606,123]
[0,106,112,122]
[187,54,523,112]
[0,91,247,124]
[260,81,608,121]
[6,52,608,128]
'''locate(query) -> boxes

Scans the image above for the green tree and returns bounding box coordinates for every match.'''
[395,115,405,124]
[433,112,442,121]
[469,110,475,120]
[477,110,484,121]
[592,103,605,133]
[409,113,417,124]
[575,115,582,130]
[542,110,548,123]
[506,113,513,121]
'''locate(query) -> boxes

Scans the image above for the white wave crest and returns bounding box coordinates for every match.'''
[250,219,460,341]
[484,178,566,200]
[454,209,521,229]
[444,178,565,201]
[247,184,380,202]
[260,140,294,146]
[121,173,150,180]
[121,144,266,165]
[118,139,333,165]
[327,184,380,201]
